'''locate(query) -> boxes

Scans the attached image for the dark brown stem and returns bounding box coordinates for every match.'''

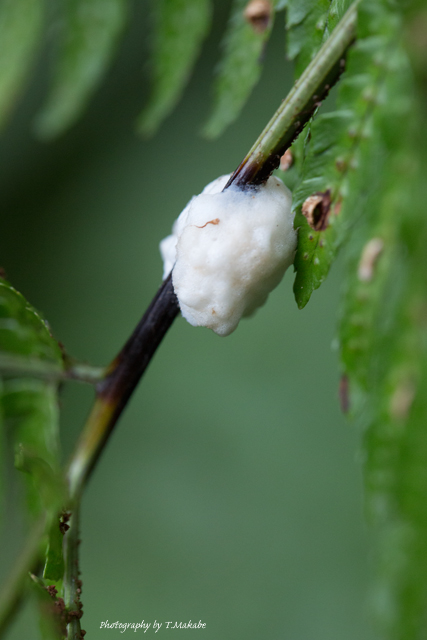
[0,6,360,636]
[67,274,179,499]
[67,2,358,501]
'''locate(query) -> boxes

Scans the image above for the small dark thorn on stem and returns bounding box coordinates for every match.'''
[55,598,66,614]
[67,609,83,621]
[59,512,71,535]
[46,585,58,598]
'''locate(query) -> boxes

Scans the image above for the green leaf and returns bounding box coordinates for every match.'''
[34,0,129,139]
[29,574,65,639]
[43,516,65,581]
[202,0,277,139]
[283,0,353,77]
[0,276,66,611]
[0,0,45,130]
[292,3,399,308]
[337,2,427,637]
[284,0,330,75]
[3,377,64,518]
[0,276,64,517]
[138,0,212,136]
[0,279,63,363]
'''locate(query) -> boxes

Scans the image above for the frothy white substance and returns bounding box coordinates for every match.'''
[160,174,296,336]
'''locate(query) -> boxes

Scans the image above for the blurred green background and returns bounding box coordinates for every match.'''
[0,2,375,638]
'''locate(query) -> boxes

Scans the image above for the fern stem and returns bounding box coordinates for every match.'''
[63,507,83,639]
[66,2,360,500]
[226,0,359,188]
[67,273,179,500]
[0,6,361,633]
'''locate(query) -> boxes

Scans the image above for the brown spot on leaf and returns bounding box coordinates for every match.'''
[195,218,220,229]
[390,379,415,421]
[301,190,331,231]
[339,375,350,413]
[358,238,384,282]
[244,0,272,33]
[0,267,6,279]
[280,149,293,171]
[335,157,346,172]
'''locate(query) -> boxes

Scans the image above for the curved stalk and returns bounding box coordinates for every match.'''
[66,2,359,500]
[0,4,360,635]
[67,273,179,501]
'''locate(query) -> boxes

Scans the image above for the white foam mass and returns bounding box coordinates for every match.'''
[160,174,296,336]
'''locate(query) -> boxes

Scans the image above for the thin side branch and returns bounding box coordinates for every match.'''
[0,354,105,385]
[0,6,360,634]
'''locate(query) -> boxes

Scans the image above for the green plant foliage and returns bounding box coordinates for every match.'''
[34,0,128,139]
[284,1,427,635]
[0,277,65,624]
[0,275,64,523]
[43,516,65,581]
[280,0,353,77]
[281,0,330,75]
[0,0,45,130]
[292,0,393,308]
[276,0,353,218]
[337,3,427,638]
[0,279,62,364]
[138,0,212,136]
[3,379,63,515]
[30,574,65,640]
[202,0,278,139]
